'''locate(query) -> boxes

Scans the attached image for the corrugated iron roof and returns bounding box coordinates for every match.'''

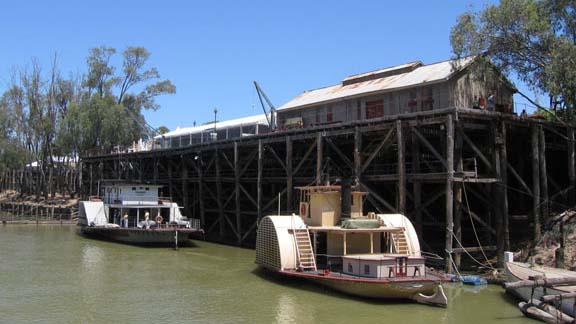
[279,57,475,111]
[155,114,269,139]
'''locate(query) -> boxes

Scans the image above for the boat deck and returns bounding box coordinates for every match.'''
[507,262,576,293]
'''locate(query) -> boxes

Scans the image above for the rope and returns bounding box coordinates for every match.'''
[451,229,494,270]
[462,181,495,270]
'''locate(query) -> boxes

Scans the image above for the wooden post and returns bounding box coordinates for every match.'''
[500,121,510,252]
[257,140,263,221]
[531,124,541,242]
[316,132,323,185]
[411,127,422,237]
[286,137,293,212]
[89,164,93,197]
[568,128,576,206]
[539,126,548,220]
[181,159,189,216]
[354,126,362,184]
[445,114,455,273]
[215,149,225,238]
[167,163,173,200]
[493,121,504,267]
[234,142,242,245]
[454,121,464,268]
[397,120,406,214]
[153,158,159,183]
[198,154,205,227]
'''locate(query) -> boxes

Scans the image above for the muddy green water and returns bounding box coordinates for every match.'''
[0,225,536,324]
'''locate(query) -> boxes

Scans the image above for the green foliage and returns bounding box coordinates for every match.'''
[451,0,576,110]
[157,126,169,135]
[2,45,176,166]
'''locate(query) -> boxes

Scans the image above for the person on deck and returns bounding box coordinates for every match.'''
[144,212,151,229]
[114,210,120,225]
[487,93,495,111]
[472,96,479,109]
[122,214,129,228]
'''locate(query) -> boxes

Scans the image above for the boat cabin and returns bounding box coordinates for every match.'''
[101,184,163,205]
[79,183,192,229]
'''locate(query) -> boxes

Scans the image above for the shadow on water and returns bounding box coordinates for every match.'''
[76,231,202,249]
[250,267,427,307]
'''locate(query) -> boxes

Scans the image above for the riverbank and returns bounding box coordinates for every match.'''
[0,190,78,221]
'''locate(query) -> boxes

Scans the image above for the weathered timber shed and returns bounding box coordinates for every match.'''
[277,57,515,129]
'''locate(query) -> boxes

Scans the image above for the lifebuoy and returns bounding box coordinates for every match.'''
[155,215,163,223]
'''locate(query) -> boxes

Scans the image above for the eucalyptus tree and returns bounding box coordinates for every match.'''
[450,0,576,117]
[60,46,176,156]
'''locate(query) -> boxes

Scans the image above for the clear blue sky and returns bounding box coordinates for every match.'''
[2,0,533,132]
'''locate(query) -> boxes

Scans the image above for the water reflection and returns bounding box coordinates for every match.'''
[82,243,106,271]
[274,293,315,324]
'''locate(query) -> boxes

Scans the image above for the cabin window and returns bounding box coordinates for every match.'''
[132,187,136,191]
[348,263,353,273]
[145,187,149,191]
[356,100,362,120]
[365,100,384,119]
[364,264,370,275]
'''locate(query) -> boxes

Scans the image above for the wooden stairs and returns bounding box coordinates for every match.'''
[392,231,410,255]
[293,228,317,271]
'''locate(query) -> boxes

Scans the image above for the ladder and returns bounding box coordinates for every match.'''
[293,228,317,271]
[391,230,410,255]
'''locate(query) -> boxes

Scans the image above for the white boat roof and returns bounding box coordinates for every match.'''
[278,57,475,111]
[155,114,270,139]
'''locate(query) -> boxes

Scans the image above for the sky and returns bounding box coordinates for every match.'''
[1,0,533,132]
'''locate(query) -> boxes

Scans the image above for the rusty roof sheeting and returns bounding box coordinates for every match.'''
[279,57,474,111]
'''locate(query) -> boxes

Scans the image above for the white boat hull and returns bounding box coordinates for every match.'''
[505,262,576,317]
[279,270,448,306]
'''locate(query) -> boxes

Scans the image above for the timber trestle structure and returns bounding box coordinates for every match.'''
[81,108,576,271]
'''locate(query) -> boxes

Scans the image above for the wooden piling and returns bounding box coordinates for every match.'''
[539,126,548,220]
[257,140,263,221]
[568,128,575,206]
[316,132,323,185]
[396,120,405,214]
[500,121,509,251]
[286,137,293,212]
[532,124,541,242]
[445,114,455,273]
[234,142,242,244]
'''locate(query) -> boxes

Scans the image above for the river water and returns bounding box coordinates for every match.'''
[0,225,536,324]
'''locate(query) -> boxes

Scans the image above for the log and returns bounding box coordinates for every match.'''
[522,299,574,323]
[519,301,557,324]
[541,291,576,302]
[505,277,576,289]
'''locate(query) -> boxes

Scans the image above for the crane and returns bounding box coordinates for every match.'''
[253,81,277,131]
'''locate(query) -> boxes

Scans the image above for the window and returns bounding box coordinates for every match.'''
[364,264,370,275]
[408,90,418,111]
[422,88,434,110]
[365,100,384,119]
[326,105,333,123]
[356,101,362,120]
